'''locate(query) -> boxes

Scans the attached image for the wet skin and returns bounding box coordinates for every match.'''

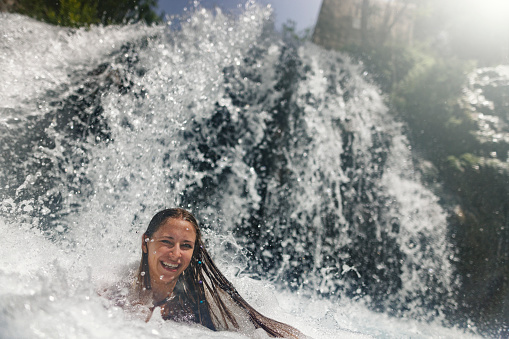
[142,218,196,303]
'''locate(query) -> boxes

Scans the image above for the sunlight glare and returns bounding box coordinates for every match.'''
[472,0,509,28]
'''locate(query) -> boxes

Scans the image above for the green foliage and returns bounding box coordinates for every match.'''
[45,0,99,27]
[346,41,479,164]
[392,54,478,161]
[282,20,313,43]
[344,43,420,93]
[346,22,509,330]
[96,0,160,26]
[445,155,462,172]
[343,25,509,328]
[14,0,161,27]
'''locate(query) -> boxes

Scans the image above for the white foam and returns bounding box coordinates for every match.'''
[0,6,483,338]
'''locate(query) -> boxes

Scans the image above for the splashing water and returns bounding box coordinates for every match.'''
[0,4,480,338]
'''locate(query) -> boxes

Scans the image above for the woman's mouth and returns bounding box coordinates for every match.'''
[161,261,178,271]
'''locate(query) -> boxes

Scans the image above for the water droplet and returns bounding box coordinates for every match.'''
[160,275,164,280]
[140,271,145,276]
[49,296,55,302]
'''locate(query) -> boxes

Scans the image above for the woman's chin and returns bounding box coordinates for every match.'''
[156,270,181,284]
[149,271,178,286]
[158,274,175,283]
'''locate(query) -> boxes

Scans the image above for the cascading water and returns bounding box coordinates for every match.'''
[0,4,481,338]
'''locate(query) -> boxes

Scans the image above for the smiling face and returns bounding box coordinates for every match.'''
[142,217,196,299]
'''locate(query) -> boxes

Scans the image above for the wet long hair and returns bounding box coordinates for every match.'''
[136,208,304,338]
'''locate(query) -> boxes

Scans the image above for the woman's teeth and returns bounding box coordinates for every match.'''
[162,261,178,269]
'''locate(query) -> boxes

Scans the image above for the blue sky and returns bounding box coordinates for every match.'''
[157,0,323,32]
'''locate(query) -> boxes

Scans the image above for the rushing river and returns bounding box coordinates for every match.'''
[0,4,481,338]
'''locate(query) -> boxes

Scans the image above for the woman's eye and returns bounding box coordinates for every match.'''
[161,240,173,246]
[182,244,193,249]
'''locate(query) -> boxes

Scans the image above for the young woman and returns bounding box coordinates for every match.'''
[131,208,305,338]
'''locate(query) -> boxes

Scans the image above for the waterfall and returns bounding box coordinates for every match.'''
[0,6,478,338]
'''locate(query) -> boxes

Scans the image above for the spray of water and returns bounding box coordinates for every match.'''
[0,4,479,338]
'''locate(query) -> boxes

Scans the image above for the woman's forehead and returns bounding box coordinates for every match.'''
[154,218,196,238]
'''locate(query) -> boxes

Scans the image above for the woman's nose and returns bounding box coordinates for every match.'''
[170,245,181,258]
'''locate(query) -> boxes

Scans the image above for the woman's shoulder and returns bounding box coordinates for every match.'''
[99,280,132,306]
[98,266,154,321]
[97,263,149,308]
